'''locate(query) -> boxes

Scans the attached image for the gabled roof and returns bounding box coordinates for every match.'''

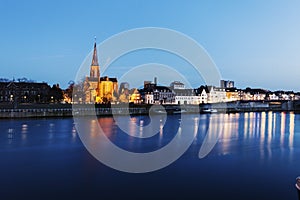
[6,81,18,88]
[195,85,209,95]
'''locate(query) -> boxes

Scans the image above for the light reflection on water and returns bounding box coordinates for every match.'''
[1,118,80,149]
[79,112,298,161]
[0,112,299,199]
[1,112,297,160]
[289,113,295,146]
[212,111,297,161]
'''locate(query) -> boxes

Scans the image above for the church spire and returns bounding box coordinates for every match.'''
[91,37,99,66]
[90,37,100,79]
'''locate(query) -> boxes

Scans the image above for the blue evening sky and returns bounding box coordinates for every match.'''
[0,0,299,90]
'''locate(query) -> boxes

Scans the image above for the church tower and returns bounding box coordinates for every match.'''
[84,38,118,104]
[90,41,100,80]
[84,39,100,103]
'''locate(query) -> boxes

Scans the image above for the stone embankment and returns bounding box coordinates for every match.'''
[0,100,299,119]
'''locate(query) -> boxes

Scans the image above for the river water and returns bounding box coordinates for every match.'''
[1,112,300,199]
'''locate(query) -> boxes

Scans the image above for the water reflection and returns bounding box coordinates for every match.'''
[1,115,299,199]
[158,119,164,146]
[289,113,295,149]
[260,112,266,159]
[71,125,77,143]
[140,112,294,159]
[21,124,28,134]
[79,112,298,160]
[48,123,55,140]
[7,128,14,144]
[221,114,238,155]
[193,117,199,139]
[213,112,297,160]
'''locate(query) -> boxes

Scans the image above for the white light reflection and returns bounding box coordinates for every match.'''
[71,126,77,143]
[21,124,28,134]
[7,128,14,141]
[194,117,199,139]
[256,113,260,136]
[244,112,249,139]
[201,114,224,156]
[267,112,273,158]
[158,118,164,146]
[289,112,295,150]
[267,112,273,142]
[249,112,254,138]
[159,119,164,136]
[20,124,28,141]
[260,112,266,140]
[139,120,144,137]
[280,112,286,148]
[220,114,232,155]
[48,122,55,140]
[260,112,266,159]
[48,123,55,140]
[272,112,277,136]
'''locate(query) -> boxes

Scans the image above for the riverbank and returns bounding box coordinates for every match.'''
[0,100,300,119]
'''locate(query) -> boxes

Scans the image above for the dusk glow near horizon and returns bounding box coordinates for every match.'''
[1,1,300,91]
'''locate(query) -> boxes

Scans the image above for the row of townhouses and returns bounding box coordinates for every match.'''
[133,80,299,105]
[0,78,297,105]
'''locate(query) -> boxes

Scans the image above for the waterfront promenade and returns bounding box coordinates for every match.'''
[1,100,300,119]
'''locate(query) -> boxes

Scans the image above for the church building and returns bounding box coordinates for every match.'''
[84,41,118,103]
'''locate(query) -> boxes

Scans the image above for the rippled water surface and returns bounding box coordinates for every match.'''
[1,112,300,199]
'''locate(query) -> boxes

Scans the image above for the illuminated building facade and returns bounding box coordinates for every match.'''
[207,86,226,103]
[97,76,118,103]
[173,86,200,104]
[129,88,141,104]
[84,41,118,104]
[225,88,239,102]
